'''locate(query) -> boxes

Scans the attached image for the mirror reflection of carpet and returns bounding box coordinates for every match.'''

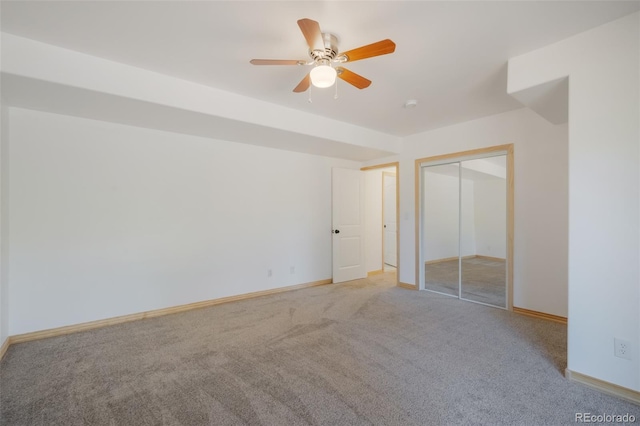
[425,257,506,307]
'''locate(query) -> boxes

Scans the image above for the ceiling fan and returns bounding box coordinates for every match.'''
[250,18,396,93]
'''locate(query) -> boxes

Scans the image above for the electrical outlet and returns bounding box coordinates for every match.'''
[614,338,632,360]
[290,266,295,274]
[267,269,273,278]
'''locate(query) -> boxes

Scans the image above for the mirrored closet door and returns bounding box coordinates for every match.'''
[421,154,508,309]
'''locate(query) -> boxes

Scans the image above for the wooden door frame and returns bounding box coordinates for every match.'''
[360,162,400,287]
[415,145,514,310]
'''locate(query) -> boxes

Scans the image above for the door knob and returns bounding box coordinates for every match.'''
[333,229,340,234]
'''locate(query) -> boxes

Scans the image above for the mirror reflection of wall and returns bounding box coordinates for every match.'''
[423,163,460,297]
[423,155,507,308]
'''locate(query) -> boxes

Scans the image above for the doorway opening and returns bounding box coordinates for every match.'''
[361,162,399,286]
[383,171,397,273]
[415,146,513,310]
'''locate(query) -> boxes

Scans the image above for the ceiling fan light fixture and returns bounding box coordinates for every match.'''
[310,65,337,88]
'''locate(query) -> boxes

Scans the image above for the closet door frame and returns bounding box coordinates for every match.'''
[415,144,514,310]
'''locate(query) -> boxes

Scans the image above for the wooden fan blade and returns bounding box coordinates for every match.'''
[293,73,311,93]
[341,39,396,62]
[297,18,324,51]
[250,59,302,65]
[336,67,371,89]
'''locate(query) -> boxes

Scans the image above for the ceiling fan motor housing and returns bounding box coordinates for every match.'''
[309,33,339,62]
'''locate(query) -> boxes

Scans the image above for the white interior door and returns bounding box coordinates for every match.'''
[332,168,366,283]
[383,173,397,267]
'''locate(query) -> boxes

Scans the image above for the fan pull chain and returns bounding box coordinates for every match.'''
[308,85,312,103]
[334,79,339,100]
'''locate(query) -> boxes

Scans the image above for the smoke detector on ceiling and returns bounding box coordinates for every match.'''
[404,99,418,109]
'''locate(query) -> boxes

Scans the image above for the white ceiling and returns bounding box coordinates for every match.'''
[1,1,639,137]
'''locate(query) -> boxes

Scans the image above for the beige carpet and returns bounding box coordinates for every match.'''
[1,273,638,425]
[425,257,506,307]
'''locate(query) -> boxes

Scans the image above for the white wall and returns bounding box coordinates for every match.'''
[473,178,506,259]
[376,107,568,318]
[0,109,8,348]
[509,12,639,392]
[0,14,8,347]
[7,108,361,335]
[0,112,6,344]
